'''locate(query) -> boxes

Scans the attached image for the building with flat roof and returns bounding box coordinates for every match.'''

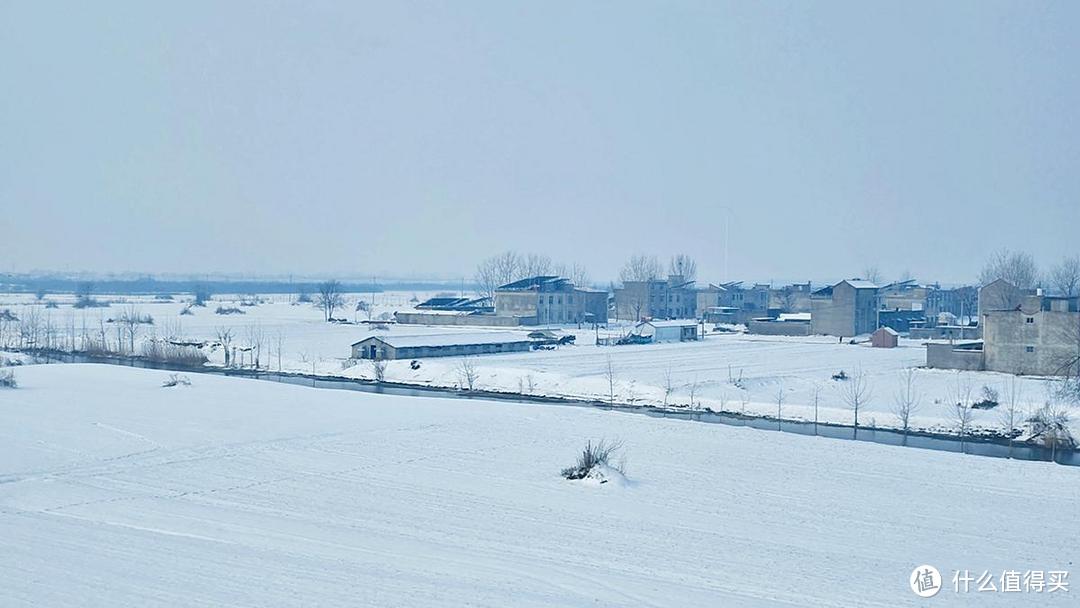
[351,332,532,360]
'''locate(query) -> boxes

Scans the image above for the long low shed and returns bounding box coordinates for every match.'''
[352,332,532,360]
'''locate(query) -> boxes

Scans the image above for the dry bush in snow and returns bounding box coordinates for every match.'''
[561,439,625,480]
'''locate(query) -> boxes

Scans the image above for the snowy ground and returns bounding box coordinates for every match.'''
[1,293,1073,435]
[1,364,1076,606]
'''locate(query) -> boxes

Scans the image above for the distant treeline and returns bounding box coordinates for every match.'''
[0,275,475,296]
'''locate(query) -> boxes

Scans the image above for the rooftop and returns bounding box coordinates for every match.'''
[353,332,532,349]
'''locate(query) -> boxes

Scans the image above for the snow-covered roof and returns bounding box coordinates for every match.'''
[844,280,879,289]
[353,332,531,349]
[874,327,899,336]
[641,320,698,328]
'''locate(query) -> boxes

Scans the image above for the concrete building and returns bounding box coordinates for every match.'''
[810,280,879,337]
[494,276,607,325]
[697,281,771,324]
[630,320,700,342]
[925,286,1080,377]
[615,275,696,321]
[351,332,532,360]
[982,294,1080,376]
[978,279,1031,314]
[769,282,813,313]
[878,279,930,312]
[925,285,978,321]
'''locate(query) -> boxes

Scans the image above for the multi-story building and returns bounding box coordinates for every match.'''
[614,275,696,321]
[810,279,879,337]
[982,291,1079,376]
[494,276,608,325]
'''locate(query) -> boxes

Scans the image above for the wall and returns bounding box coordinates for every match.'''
[394,312,524,327]
[811,283,855,336]
[747,320,811,336]
[925,343,985,371]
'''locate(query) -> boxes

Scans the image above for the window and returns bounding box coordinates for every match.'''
[1025,317,1034,324]
[1025,346,1035,353]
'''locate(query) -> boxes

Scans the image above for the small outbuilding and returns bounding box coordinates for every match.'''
[870,326,899,348]
[351,332,532,360]
[631,320,700,343]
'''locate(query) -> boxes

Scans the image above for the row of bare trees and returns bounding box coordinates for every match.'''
[978,248,1080,296]
[474,251,592,300]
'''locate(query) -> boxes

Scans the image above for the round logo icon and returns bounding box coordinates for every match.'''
[910,565,942,598]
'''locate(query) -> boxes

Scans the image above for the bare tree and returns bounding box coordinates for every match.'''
[950,374,974,452]
[811,383,822,435]
[618,254,662,321]
[246,324,265,369]
[475,251,522,300]
[662,366,676,406]
[118,305,144,355]
[862,265,882,285]
[457,357,479,391]
[837,366,872,437]
[774,382,785,430]
[978,248,1038,289]
[370,358,387,382]
[315,280,345,322]
[892,367,921,442]
[274,330,286,372]
[686,376,701,410]
[999,376,1023,458]
[566,262,590,288]
[521,253,553,278]
[603,355,617,404]
[216,327,234,367]
[1048,255,1080,297]
[619,254,662,283]
[669,254,697,281]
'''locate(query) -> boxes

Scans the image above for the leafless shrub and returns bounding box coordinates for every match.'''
[1028,404,1075,460]
[161,373,191,388]
[0,369,16,388]
[140,341,208,366]
[371,358,387,382]
[561,439,624,480]
[215,306,245,315]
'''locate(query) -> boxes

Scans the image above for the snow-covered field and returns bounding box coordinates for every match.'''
[1,364,1075,606]
[0,292,1072,435]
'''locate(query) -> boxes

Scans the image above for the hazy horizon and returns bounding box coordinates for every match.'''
[2,2,1078,284]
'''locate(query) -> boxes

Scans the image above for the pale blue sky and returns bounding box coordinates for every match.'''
[1,1,1077,284]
